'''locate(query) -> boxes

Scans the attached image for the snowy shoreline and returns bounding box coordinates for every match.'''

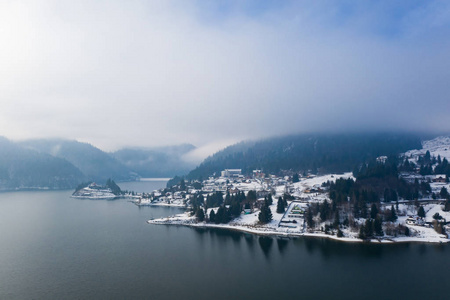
[133,201,186,208]
[148,213,449,244]
[140,168,450,245]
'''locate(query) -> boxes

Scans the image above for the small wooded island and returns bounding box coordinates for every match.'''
[72,179,125,199]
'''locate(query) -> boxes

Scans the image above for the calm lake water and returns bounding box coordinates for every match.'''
[0,180,449,300]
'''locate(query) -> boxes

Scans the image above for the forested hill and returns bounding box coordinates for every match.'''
[186,133,424,180]
[112,144,197,178]
[20,139,135,183]
[1,136,198,190]
[0,137,85,190]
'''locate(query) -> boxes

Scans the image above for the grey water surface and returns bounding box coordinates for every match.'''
[0,180,448,299]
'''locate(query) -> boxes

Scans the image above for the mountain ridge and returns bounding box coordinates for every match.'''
[184,132,427,181]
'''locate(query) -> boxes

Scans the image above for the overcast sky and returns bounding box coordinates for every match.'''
[1,0,450,158]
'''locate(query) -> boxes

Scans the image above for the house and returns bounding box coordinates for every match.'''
[433,175,447,183]
[252,170,264,178]
[243,208,252,214]
[406,216,425,226]
[256,190,271,198]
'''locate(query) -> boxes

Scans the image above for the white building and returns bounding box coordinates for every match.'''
[221,169,242,178]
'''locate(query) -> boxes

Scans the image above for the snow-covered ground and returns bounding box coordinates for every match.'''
[293,173,353,201]
[134,197,186,207]
[405,136,450,161]
[71,186,116,199]
[430,181,450,195]
[143,151,450,244]
[148,199,449,244]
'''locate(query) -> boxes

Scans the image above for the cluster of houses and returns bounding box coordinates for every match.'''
[400,173,447,184]
[136,169,323,207]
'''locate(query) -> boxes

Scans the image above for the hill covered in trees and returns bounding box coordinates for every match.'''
[0,137,85,190]
[20,139,135,183]
[0,137,198,191]
[185,133,424,180]
[112,144,196,178]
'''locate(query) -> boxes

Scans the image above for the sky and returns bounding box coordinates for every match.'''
[1,0,450,160]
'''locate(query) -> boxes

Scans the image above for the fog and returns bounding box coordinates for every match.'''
[1,0,449,158]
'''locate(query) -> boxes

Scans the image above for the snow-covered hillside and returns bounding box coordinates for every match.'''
[405,136,450,161]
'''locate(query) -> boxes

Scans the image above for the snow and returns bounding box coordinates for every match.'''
[277,172,354,201]
[233,181,264,191]
[71,186,116,199]
[405,136,450,161]
[134,197,186,207]
[148,198,449,243]
[423,203,450,223]
[293,173,354,189]
[143,158,449,244]
[430,181,450,195]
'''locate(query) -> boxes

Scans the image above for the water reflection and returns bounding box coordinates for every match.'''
[244,234,255,250]
[189,227,449,262]
[276,238,289,255]
[258,236,273,258]
[193,227,207,242]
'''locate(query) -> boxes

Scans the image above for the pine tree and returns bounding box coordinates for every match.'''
[276,197,285,214]
[222,206,231,223]
[215,206,224,224]
[358,225,366,239]
[417,206,426,218]
[444,200,450,212]
[319,201,330,221]
[374,217,383,236]
[364,219,374,237]
[258,202,273,224]
[225,191,231,205]
[292,173,300,183]
[333,210,340,228]
[440,187,449,199]
[390,205,398,222]
[425,150,431,162]
[370,203,378,219]
[230,201,241,217]
[266,204,273,222]
[246,190,257,203]
[180,179,186,190]
[404,226,410,236]
[196,208,205,222]
[209,210,216,223]
[306,206,314,228]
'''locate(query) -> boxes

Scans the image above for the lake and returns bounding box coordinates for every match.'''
[0,180,448,299]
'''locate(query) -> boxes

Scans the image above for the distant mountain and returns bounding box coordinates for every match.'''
[112,144,197,178]
[185,133,425,180]
[0,137,196,191]
[20,139,135,183]
[0,137,84,190]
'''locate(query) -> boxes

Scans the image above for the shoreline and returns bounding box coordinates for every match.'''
[148,215,450,244]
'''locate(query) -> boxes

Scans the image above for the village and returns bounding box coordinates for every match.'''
[137,163,450,243]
